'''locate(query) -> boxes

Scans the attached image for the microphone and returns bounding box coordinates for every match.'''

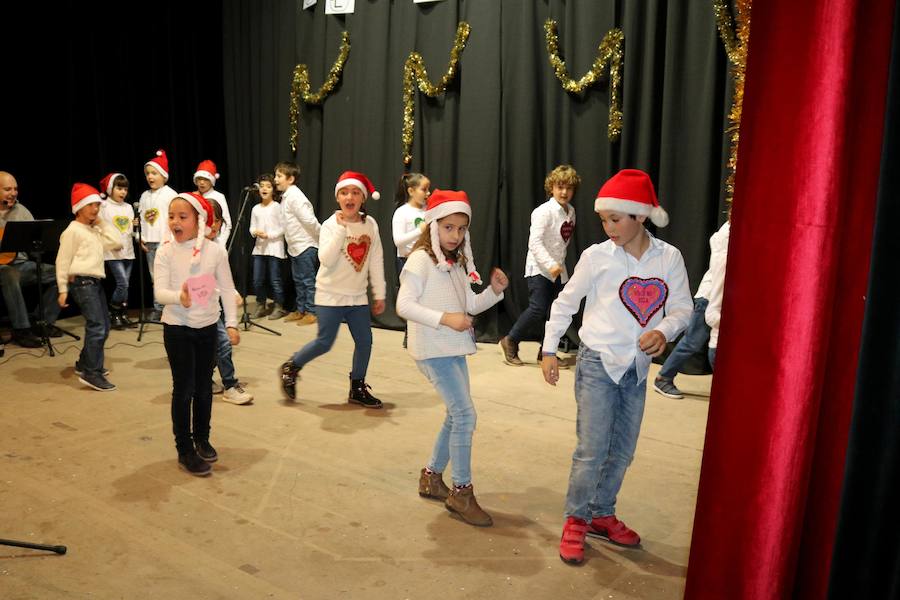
[243,183,260,191]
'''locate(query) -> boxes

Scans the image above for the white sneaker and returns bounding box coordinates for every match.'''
[223,383,253,405]
[212,380,225,395]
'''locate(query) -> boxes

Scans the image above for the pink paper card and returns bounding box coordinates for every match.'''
[186,273,217,308]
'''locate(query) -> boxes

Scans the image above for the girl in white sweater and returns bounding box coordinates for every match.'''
[280,171,387,408]
[391,172,430,348]
[396,189,508,527]
[154,193,239,476]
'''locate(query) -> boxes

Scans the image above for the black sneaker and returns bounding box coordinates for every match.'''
[78,373,117,392]
[75,362,110,377]
[195,440,218,463]
[280,360,299,400]
[12,328,42,348]
[178,451,212,476]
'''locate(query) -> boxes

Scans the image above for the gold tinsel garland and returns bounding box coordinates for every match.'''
[544,20,624,142]
[713,0,752,205]
[289,31,351,154]
[402,22,470,165]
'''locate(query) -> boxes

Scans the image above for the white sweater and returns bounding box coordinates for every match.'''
[250,201,286,258]
[153,238,238,329]
[138,185,176,243]
[281,185,320,256]
[704,222,731,348]
[392,203,425,257]
[315,214,386,306]
[397,248,503,360]
[100,199,135,260]
[56,219,123,293]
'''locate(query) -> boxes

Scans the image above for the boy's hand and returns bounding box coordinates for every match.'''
[141,242,149,252]
[226,326,240,346]
[235,294,244,307]
[541,355,559,386]
[371,299,385,316]
[440,312,473,332]
[490,268,509,295]
[57,292,68,308]
[639,330,667,356]
[180,282,192,308]
[257,231,268,239]
[549,264,562,280]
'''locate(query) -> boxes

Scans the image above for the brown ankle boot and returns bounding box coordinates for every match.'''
[418,468,450,500]
[445,485,493,527]
[499,336,523,366]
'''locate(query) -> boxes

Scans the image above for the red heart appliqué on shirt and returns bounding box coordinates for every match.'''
[344,235,371,272]
[560,221,574,243]
[618,277,669,327]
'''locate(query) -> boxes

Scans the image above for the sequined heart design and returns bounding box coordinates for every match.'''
[619,277,668,327]
[344,235,371,272]
[560,221,574,243]
[113,215,131,233]
[144,208,159,225]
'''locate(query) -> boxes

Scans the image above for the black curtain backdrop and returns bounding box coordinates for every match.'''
[1,1,229,313]
[828,1,900,597]
[221,0,731,341]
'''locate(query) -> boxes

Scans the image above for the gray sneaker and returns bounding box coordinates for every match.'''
[267,304,288,320]
[252,304,268,319]
[653,377,684,399]
[211,380,225,395]
[79,373,117,392]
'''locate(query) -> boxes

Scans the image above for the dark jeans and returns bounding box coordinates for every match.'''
[291,304,372,379]
[215,315,237,389]
[105,259,133,306]
[290,247,319,314]
[396,256,408,345]
[708,347,717,370]
[252,255,285,306]
[69,276,109,376]
[0,260,60,329]
[163,323,217,455]
[658,297,711,379]
[507,274,563,343]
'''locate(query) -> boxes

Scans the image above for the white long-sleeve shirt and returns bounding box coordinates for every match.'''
[524,198,576,283]
[100,199,136,260]
[203,189,232,247]
[281,185,320,256]
[138,185,176,243]
[543,234,693,384]
[153,238,238,329]
[55,219,123,293]
[397,248,503,360]
[694,221,731,299]
[250,201,286,258]
[315,214,386,306]
[392,203,425,257]
[704,222,731,349]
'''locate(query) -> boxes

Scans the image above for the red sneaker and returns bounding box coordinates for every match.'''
[587,515,641,547]
[559,516,589,565]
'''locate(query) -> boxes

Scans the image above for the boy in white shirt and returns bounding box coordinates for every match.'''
[194,160,233,246]
[277,161,321,325]
[500,165,580,366]
[542,169,692,565]
[138,149,177,321]
[99,172,135,330]
[249,174,287,319]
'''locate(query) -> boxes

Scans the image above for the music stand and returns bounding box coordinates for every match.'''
[227,188,280,336]
[0,219,80,356]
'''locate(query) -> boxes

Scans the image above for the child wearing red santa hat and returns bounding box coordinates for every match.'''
[542,169,693,565]
[154,192,239,476]
[98,172,135,330]
[194,159,232,246]
[139,149,177,321]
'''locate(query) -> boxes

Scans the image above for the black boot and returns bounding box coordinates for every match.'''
[348,375,383,409]
[119,304,136,328]
[109,304,126,330]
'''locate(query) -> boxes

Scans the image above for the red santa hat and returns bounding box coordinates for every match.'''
[99,172,124,199]
[71,183,102,214]
[145,149,170,180]
[193,160,220,186]
[334,170,380,200]
[594,168,669,227]
[171,192,214,262]
[423,189,482,285]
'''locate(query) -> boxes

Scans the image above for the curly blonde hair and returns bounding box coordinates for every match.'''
[544,164,581,196]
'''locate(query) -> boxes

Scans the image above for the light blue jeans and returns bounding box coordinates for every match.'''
[564,346,646,521]
[416,356,476,486]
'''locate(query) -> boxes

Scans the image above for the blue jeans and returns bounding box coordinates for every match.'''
[69,276,109,376]
[163,323,217,454]
[0,261,60,329]
[291,304,372,379]
[507,274,563,343]
[658,297,710,379]
[252,255,285,306]
[105,259,133,306]
[416,356,476,486]
[708,347,717,369]
[565,346,647,521]
[290,247,319,314]
[144,242,164,313]
[215,315,237,389]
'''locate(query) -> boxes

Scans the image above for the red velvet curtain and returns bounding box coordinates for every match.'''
[684,2,895,599]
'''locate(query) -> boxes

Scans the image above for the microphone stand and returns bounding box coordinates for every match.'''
[229,187,280,336]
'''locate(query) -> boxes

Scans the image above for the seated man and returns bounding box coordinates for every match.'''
[0,171,61,347]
